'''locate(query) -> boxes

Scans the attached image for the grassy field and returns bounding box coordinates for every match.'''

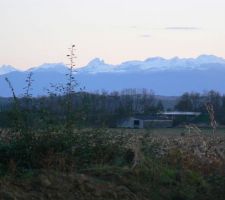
[104,127,225,136]
[0,127,225,200]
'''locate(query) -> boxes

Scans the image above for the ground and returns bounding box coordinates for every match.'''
[0,128,225,200]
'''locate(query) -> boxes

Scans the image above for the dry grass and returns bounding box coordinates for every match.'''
[102,128,225,174]
[0,127,225,200]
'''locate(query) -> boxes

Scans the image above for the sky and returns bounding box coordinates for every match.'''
[0,0,225,69]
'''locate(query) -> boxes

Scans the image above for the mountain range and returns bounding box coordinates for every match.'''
[1,55,225,97]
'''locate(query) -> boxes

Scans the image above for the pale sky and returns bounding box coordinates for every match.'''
[0,0,225,69]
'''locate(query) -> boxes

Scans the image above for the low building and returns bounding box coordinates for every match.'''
[118,117,144,129]
[160,111,201,119]
[117,112,201,129]
[117,116,173,129]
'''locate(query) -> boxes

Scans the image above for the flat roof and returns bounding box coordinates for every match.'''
[160,111,201,116]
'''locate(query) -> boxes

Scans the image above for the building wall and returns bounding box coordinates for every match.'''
[143,120,173,128]
[118,118,172,129]
[118,117,143,129]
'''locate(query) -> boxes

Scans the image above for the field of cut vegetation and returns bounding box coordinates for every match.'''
[0,127,225,200]
[112,127,225,136]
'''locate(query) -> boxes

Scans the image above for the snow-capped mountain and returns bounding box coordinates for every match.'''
[77,58,115,73]
[1,54,225,97]
[2,54,224,76]
[28,63,69,74]
[195,55,225,64]
[0,65,18,75]
[77,55,225,73]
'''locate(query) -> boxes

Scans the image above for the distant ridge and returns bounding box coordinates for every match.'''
[1,55,225,97]
[76,54,225,73]
[0,65,18,75]
[1,54,225,75]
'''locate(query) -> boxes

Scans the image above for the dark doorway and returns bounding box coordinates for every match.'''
[134,120,140,128]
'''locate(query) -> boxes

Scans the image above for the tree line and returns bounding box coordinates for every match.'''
[175,90,225,125]
[0,89,164,128]
[1,88,225,128]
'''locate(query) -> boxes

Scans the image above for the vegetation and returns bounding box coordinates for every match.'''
[0,47,224,199]
[0,128,224,200]
[0,89,164,129]
[175,91,225,124]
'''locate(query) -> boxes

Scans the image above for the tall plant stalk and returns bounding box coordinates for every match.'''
[5,77,22,133]
[65,45,77,134]
[205,102,217,135]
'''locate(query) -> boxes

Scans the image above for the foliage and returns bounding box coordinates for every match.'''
[0,49,225,199]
